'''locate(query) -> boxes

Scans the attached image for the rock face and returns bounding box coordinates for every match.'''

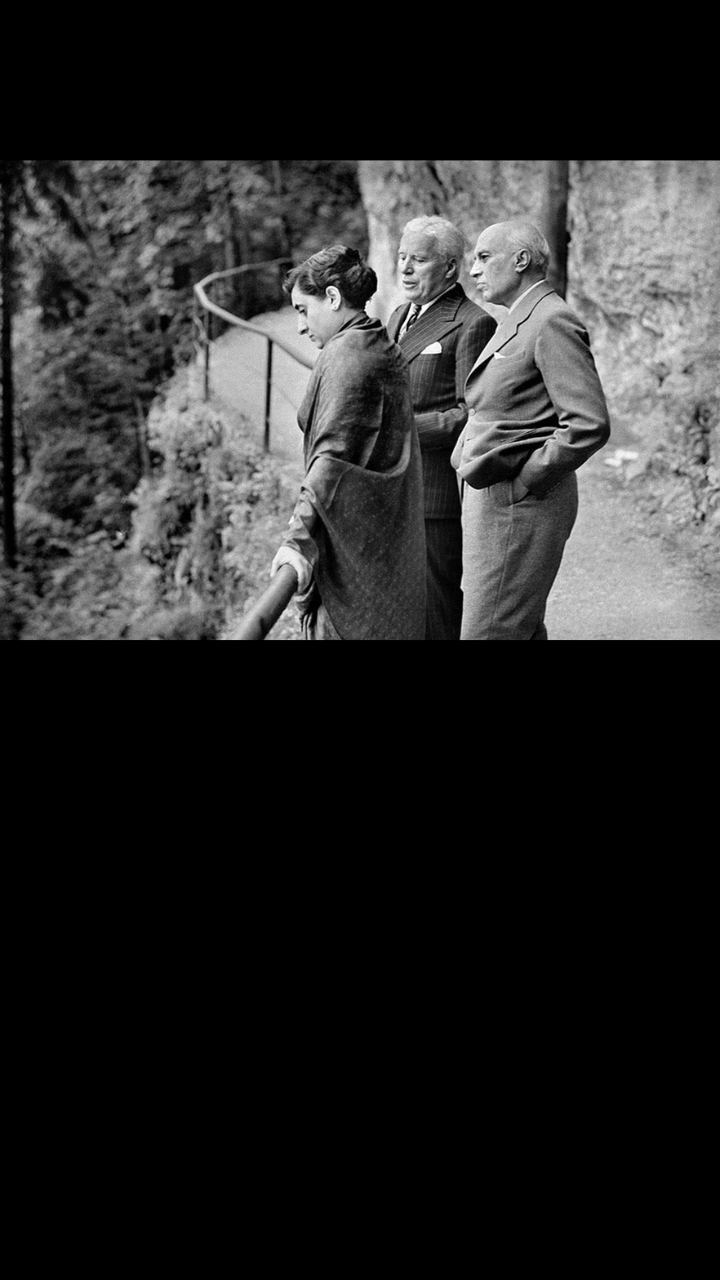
[357,160,720,485]
[568,160,719,468]
[359,159,549,327]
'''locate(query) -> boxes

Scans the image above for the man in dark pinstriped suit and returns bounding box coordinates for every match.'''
[387,216,496,640]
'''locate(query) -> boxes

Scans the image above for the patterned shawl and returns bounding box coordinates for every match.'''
[284,313,426,640]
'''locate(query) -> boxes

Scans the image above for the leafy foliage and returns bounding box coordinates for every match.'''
[128,368,299,633]
[4,366,301,639]
[9,159,365,524]
[0,156,349,637]
[2,160,366,637]
[274,160,368,262]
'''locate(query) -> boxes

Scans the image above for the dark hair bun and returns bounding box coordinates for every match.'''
[283,244,376,308]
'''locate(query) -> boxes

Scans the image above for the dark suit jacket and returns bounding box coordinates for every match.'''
[387,283,496,519]
[452,282,611,497]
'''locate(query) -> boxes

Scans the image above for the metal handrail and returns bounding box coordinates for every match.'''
[227,564,299,640]
[193,259,313,639]
[193,258,314,452]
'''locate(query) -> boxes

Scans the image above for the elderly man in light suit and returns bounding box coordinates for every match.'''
[387,216,496,641]
[452,219,611,641]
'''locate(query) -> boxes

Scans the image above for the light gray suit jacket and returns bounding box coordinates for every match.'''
[451,282,611,498]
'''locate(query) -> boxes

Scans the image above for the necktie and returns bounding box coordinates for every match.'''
[401,303,421,338]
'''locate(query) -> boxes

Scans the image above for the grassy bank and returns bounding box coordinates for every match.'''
[1,367,303,641]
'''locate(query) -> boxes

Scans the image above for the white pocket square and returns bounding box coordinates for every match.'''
[420,341,442,354]
[493,351,508,359]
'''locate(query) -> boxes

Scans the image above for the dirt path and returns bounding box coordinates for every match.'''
[545,456,720,640]
[210,307,720,641]
[206,308,314,480]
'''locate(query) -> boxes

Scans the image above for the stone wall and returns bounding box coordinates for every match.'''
[567,160,720,469]
[357,160,720,483]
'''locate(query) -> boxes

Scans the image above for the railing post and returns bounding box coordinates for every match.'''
[264,338,273,452]
[194,261,314,457]
[203,308,211,401]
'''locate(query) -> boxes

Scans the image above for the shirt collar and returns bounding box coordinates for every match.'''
[508,278,547,314]
[418,281,458,316]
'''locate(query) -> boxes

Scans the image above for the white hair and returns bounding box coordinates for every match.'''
[402,216,465,274]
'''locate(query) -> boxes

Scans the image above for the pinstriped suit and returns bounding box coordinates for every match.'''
[387,283,496,640]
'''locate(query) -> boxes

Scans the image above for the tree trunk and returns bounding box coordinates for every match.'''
[117,297,151,478]
[1,164,17,568]
[74,173,151,478]
[540,161,570,298]
[271,160,292,260]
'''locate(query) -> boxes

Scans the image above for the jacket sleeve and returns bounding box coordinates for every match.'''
[518,311,611,496]
[414,312,496,451]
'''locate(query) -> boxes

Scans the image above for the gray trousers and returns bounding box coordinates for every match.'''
[460,473,578,641]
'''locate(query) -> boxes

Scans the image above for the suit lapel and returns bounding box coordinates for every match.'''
[466,281,556,377]
[396,283,467,362]
[387,305,407,343]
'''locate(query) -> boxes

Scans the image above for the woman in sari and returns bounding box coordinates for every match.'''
[271,245,426,640]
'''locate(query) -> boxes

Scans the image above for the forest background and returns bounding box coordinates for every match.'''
[1,159,718,641]
[0,159,367,640]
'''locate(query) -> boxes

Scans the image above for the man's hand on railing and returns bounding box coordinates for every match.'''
[270,544,313,594]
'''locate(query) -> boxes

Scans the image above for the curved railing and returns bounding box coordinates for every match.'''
[193,259,311,639]
[193,258,314,452]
